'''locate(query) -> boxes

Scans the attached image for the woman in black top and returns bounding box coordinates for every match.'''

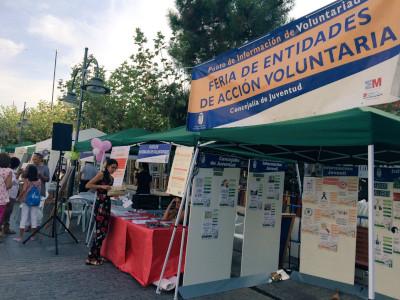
[135,163,152,194]
[85,159,118,266]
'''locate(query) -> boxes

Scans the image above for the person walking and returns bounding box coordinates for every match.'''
[0,153,12,242]
[13,165,41,242]
[1,157,20,235]
[85,159,118,266]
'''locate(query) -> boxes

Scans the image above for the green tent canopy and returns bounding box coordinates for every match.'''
[75,128,149,152]
[4,141,34,153]
[199,107,400,164]
[113,126,200,147]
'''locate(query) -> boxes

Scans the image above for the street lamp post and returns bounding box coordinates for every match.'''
[60,47,110,195]
[61,47,110,148]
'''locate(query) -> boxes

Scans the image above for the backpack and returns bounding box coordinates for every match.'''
[26,185,41,207]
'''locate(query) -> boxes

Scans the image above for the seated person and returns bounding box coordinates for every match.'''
[162,197,184,224]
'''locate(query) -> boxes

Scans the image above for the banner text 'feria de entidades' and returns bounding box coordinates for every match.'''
[187,0,400,131]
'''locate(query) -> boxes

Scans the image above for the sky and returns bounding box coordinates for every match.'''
[0,0,334,111]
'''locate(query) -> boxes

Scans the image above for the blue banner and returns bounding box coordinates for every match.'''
[249,160,286,172]
[197,153,243,169]
[137,144,171,164]
[323,166,359,177]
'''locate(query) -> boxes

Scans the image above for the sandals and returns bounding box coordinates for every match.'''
[85,258,103,266]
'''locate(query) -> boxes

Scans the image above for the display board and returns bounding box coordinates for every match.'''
[166,146,194,197]
[110,146,130,187]
[183,153,241,286]
[241,160,285,276]
[137,144,171,164]
[374,167,400,299]
[300,166,359,284]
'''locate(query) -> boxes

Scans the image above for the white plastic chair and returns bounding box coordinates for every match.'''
[63,198,89,232]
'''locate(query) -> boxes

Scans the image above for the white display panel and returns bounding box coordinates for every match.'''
[300,166,359,285]
[183,154,241,286]
[241,160,285,277]
[373,168,400,299]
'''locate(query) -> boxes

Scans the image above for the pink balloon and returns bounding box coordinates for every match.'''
[96,150,105,162]
[102,140,112,151]
[91,138,102,149]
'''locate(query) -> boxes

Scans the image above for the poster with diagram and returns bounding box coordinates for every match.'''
[184,153,241,286]
[300,165,359,285]
[241,160,285,277]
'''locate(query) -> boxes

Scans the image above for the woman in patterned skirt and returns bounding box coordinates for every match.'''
[85,158,118,266]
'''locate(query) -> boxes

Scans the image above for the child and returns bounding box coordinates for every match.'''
[13,164,41,242]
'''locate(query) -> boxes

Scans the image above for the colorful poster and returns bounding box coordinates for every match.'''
[187,0,400,131]
[375,235,394,268]
[219,178,236,207]
[335,208,357,237]
[110,146,130,187]
[167,146,194,197]
[262,202,276,227]
[302,207,321,235]
[192,176,212,206]
[201,209,219,239]
[318,223,339,252]
[248,177,263,210]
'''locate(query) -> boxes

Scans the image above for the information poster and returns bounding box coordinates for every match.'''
[300,166,358,285]
[184,153,241,286]
[241,160,285,277]
[166,146,194,197]
[110,146,130,187]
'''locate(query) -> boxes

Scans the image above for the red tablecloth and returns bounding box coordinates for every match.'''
[101,215,186,286]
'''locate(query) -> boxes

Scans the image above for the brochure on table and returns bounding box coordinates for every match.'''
[183,153,241,286]
[166,146,194,197]
[373,167,400,299]
[300,166,359,285]
[241,160,285,277]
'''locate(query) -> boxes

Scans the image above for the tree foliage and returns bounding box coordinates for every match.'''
[168,0,294,69]
[0,101,74,146]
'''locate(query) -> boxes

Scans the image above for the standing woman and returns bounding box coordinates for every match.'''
[85,159,118,266]
[0,153,12,242]
[14,164,41,242]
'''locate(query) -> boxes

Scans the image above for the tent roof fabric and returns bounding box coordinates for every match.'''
[75,128,149,151]
[113,126,200,147]
[4,141,34,153]
[199,107,400,147]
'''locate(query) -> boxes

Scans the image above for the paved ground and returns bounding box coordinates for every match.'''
[0,206,363,300]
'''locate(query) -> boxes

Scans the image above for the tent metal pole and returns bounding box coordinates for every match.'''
[173,147,198,300]
[156,144,199,295]
[85,154,106,244]
[295,162,302,196]
[368,144,375,300]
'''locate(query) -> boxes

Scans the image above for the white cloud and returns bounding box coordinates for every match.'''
[0,37,25,59]
[0,69,57,109]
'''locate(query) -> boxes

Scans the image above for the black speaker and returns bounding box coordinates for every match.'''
[52,123,73,151]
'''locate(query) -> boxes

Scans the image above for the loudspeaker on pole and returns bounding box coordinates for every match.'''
[52,123,73,151]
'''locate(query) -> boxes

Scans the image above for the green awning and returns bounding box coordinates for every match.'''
[199,107,400,164]
[113,126,200,147]
[199,107,400,147]
[4,141,34,153]
[75,128,149,152]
